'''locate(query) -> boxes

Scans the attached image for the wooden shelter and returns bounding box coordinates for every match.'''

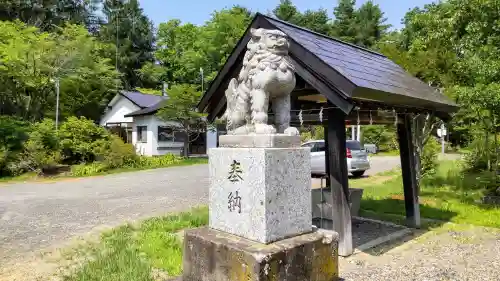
[197,13,459,256]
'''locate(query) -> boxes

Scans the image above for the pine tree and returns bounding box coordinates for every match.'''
[353,1,390,48]
[272,0,301,22]
[331,0,357,43]
[272,0,330,35]
[100,0,155,89]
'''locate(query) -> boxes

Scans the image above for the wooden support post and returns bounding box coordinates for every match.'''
[323,124,330,188]
[326,107,353,256]
[397,114,421,228]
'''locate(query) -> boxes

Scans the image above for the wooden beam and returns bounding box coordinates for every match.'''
[325,105,353,256]
[396,114,421,228]
[323,124,330,188]
[287,57,354,114]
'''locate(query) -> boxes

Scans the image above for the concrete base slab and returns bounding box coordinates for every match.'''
[179,226,339,281]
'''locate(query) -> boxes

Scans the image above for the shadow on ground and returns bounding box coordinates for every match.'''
[315,198,457,256]
[348,198,457,255]
[361,198,458,222]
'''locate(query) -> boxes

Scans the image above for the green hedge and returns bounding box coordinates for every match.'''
[0,115,184,178]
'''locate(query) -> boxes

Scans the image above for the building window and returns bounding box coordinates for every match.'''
[137,126,147,142]
[158,126,174,142]
[158,126,187,142]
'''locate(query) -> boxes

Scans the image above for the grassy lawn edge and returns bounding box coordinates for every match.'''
[0,157,208,185]
[60,206,208,281]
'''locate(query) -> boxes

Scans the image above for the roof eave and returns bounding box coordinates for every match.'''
[198,13,358,121]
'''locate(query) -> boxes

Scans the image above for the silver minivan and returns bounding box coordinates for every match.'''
[301,140,370,177]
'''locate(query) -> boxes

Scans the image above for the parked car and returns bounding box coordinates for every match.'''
[301,140,370,177]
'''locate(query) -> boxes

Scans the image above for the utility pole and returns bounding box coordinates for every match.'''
[54,77,60,131]
[438,123,446,154]
[200,67,204,93]
[162,82,168,96]
[441,123,446,154]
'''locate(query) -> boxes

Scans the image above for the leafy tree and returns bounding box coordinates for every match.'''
[100,0,155,89]
[198,6,253,83]
[156,84,208,157]
[361,125,398,151]
[0,21,119,122]
[153,6,252,88]
[154,19,202,85]
[0,0,102,32]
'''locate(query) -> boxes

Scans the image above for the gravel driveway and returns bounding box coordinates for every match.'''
[0,164,209,263]
[0,156,403,265]
[340,224,500,281]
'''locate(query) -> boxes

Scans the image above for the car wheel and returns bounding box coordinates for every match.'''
[351,171,365,178]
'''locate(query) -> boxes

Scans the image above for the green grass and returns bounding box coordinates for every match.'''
[62,206,208,281]
[372,150,400,156]
[0,171,39,183]
[0,158,208,184]
[358,160,500,228]
[62,159,500,280]
[72,157,208,177]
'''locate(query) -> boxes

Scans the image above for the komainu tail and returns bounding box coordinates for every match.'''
[221,78,238,128]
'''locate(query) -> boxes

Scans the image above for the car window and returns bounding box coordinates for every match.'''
[314,142,326,152]
[346,141,362,150]
[301,143,314,149]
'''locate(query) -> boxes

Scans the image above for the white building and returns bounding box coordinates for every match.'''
[100,90,217,156]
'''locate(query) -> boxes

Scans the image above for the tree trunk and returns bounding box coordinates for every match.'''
[494,113,498,177]
[412,113,439,186]
[183,124,190,158]
[485,120,490,171]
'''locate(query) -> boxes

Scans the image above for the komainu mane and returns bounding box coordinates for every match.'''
[221,28,299,136]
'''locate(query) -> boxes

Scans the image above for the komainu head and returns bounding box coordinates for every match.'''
[249,28,290,55]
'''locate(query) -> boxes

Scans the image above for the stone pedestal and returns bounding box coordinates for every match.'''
[208,135,312,244]
[172,134,339,281]
[179,227,339,281]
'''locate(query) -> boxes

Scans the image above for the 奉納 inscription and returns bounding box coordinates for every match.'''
[228,191,242,213]
[228,160,243,182]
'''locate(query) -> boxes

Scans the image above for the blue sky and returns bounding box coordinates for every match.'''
[139,0,434,30]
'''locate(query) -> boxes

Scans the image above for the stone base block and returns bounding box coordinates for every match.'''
[180,227,339,281]
[209,146,312,244]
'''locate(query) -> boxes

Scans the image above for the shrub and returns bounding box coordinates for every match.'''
[361,125,398,151]
[71,162,108,177]
[0,116,30,151]
[300,130,313,142]
[27,119,60,151]
[420,137,440,177]
[18,119,62,173]
[300,126,324,142]
[463,135,499,173]
[0,116,30,176]
[135,154,183,169]
[100,135,139,169]
[58,116,111,164]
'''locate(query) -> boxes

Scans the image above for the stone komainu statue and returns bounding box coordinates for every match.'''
[221,28,299,136]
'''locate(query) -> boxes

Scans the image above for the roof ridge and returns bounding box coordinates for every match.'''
[258,13,386,58]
